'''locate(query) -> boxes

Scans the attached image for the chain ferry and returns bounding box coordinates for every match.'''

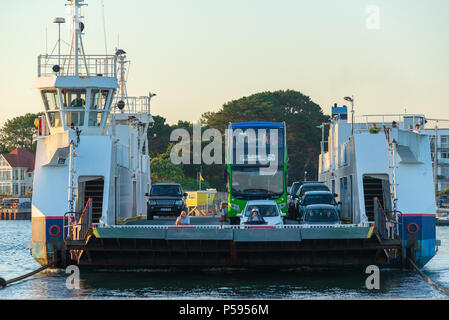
[31,0,437,269]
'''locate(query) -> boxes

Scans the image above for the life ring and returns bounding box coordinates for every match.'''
[49,225,61,237]
[406,223,419,235]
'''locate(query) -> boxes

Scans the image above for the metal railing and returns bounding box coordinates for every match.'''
[97,223,364,230]
[38,55,117,78]
[373,197,397,240]
[112,96,151,115]
[63,198,93,242]
[354,114,426,132]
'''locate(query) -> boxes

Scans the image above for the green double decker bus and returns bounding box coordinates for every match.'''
[226,122,288,224]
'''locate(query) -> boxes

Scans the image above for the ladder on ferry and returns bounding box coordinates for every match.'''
[83,179,104,223]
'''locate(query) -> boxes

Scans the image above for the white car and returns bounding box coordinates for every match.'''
[238,200,286,226]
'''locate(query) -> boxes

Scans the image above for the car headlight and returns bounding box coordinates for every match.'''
[230,204,240,211]
[148,200,156,206]
[175,200,184,206]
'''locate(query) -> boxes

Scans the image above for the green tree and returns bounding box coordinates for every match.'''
[150,144,212,191]
[147,115,173,158]
[150,145,185,183]
[0,113,43,152]
[202,90,329,183]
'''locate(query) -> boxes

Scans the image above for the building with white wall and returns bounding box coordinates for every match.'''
[423,128,449,193]
[0,148,35,196]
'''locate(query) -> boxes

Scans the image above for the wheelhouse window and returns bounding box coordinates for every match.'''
[88,89,110,126]
[90,90,109,110]
[41,89,62,128]
[65,111,85,127]
[41,90,61,110]
[47,112,62,128]
[61,89,86,109]
[61,89,86,127]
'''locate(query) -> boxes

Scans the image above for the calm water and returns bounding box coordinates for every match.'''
[1,220,449,299]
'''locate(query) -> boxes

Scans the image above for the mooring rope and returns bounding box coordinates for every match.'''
[0,264,51,289]
[408,258,449,296]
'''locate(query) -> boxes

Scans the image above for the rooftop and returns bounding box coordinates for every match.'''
[1,148,35,172]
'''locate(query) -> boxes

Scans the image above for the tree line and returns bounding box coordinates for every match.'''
[1,90,330,191]
[150,90,329,190]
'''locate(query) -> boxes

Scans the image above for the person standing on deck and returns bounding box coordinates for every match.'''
[369,123,381,134]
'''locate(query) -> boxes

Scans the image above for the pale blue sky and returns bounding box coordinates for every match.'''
[0,0,448,126]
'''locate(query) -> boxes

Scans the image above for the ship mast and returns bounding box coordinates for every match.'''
[66,0,88,76]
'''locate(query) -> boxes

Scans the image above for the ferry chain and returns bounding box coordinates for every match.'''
[0,264,51,289]
[408,258,449,296]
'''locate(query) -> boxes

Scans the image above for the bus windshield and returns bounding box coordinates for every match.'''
[231,166,284,196]
[231,128,284,165]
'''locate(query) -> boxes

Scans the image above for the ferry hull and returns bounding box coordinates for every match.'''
[62,225,404,268]
[398,215,436,268]
[31,216,66,266]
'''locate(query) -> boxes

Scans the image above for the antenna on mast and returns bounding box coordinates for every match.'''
[115,48,128,112]
[66,0,88,76]
[101,0,108,55]
[53,17,66,71]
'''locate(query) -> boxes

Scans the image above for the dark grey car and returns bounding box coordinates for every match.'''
[300,204,340,225]
[146,183,187,220]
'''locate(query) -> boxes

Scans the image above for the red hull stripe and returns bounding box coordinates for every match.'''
[168,227,196,229]
[33,216,69,220]
[248,226,276,229]
[397,214,436,217]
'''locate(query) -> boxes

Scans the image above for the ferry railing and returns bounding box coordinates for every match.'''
[38,55,117,78]
[98,223,364,230]
[354,114,426,133]
[112,96,151,115]
[373,197,397,240]
[63,198,93,242]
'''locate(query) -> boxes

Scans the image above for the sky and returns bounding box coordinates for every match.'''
[0,0,448,126]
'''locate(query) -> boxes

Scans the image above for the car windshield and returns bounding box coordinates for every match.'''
[244,205,279,217]
[299,185,329,197]
[290,183,300,195]
[304,208,339,223]
[150,185,182,196]
[304,194,336,206]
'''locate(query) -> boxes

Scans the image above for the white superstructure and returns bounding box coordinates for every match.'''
[319,112,436,225]
[31,0,154,253]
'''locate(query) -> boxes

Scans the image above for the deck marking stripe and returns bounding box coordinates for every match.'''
[366,226,374,238]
